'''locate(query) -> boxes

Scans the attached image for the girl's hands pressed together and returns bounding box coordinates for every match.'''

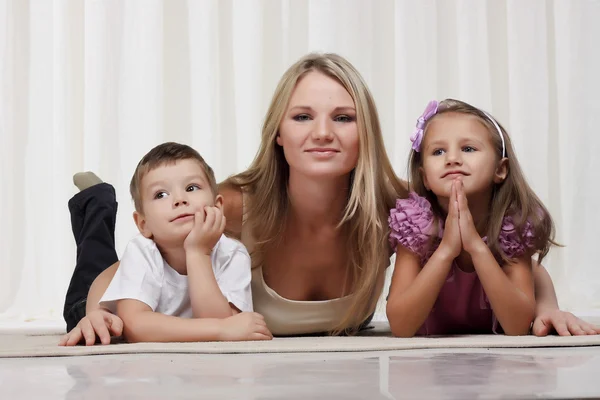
[438,180,462,260]
[455,179,487,254]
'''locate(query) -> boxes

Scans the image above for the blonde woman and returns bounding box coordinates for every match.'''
[61,53,594,345]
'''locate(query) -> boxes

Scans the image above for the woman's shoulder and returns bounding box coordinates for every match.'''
[218,182,244,239]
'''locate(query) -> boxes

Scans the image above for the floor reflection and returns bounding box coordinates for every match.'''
[0,347,598,399]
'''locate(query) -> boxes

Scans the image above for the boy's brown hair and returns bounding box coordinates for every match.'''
[130,142,218,213]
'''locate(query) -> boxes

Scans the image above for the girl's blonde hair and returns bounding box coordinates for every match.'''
[221,53,406,334]
[408,98,558,264]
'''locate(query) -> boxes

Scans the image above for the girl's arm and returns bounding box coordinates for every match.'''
[532,263,600,336]
[470,246,535,335]
[455,179,535,335]
[386,244,455,337]
[532,262,559,313]
[387,181,462,337]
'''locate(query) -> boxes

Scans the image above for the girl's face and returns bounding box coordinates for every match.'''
[277,71,360,180]
[420,112,508,200]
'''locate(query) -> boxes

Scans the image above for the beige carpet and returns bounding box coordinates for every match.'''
[2,324,600,358]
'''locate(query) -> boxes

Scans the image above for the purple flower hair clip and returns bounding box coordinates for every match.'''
[410,100,439,152]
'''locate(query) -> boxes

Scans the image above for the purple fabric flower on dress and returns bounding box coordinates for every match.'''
[388,193,438,256]
[498,215,535,258]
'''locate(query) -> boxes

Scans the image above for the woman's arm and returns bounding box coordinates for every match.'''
[470,248,536,335]
[386,245,455,337]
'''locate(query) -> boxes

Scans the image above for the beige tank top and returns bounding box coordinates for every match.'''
[241,194,355,336]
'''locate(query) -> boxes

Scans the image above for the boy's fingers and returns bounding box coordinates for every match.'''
[204,207,215,228]
[66,328,83,346]
[219,215,227,234]
[195,211,205,224]
[80,320,96,346]
[108,314,124,336]
[91,316,111,345]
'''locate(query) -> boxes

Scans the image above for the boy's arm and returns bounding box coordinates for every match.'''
[470,246,536,335]
[85,262,120,314]
[186,250,234,318]
[116,299,272,343]
[386,245,454,337]
[117,299,223,343]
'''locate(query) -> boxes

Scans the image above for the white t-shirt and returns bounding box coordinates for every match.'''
[99,234,253,317]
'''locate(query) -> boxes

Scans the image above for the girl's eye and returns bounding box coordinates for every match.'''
[432,149,445,156]
[293,114,311,122]
[154,191,168,200]
[334,115,354,123]
[186,184,200,192]
[463,146,476,153]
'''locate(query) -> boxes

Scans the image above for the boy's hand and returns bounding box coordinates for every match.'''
[58,309,123,346]
[183,207,226,255]
[218,312,273,341]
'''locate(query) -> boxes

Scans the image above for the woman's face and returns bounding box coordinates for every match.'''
[277,71,359,180]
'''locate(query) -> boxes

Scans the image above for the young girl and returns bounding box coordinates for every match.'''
[386,99,558,337]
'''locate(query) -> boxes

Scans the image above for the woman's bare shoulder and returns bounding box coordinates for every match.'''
[219,183,244,238]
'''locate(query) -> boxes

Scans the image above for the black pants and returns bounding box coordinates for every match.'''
[63,183,119,331]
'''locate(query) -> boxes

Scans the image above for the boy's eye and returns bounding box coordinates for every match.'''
[154,191,168,200]
[334,115,354,123]
[293,114,311,122]
[186,184,201,192]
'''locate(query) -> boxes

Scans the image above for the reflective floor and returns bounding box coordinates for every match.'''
[1,346,599,399]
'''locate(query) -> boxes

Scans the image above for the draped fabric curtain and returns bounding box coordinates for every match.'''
[1,0,599,324]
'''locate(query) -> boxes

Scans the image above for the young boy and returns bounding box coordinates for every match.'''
[68,142,272,343]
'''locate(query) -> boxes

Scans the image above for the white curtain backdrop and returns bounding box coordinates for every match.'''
[1,0,599,325]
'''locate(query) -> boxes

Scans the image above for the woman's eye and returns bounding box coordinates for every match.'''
[293,114,311,122]
[186,184,200,192]
[154,191,168,200]
[334,115,354,123]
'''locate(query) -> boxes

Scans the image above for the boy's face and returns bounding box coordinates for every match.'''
[134,159,222,247]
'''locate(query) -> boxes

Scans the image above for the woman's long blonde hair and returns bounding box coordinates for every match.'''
[221,53,406,334]
[408,99,558,264]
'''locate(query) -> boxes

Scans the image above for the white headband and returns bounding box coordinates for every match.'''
[411,101,507,158]
[481,110,506,158]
